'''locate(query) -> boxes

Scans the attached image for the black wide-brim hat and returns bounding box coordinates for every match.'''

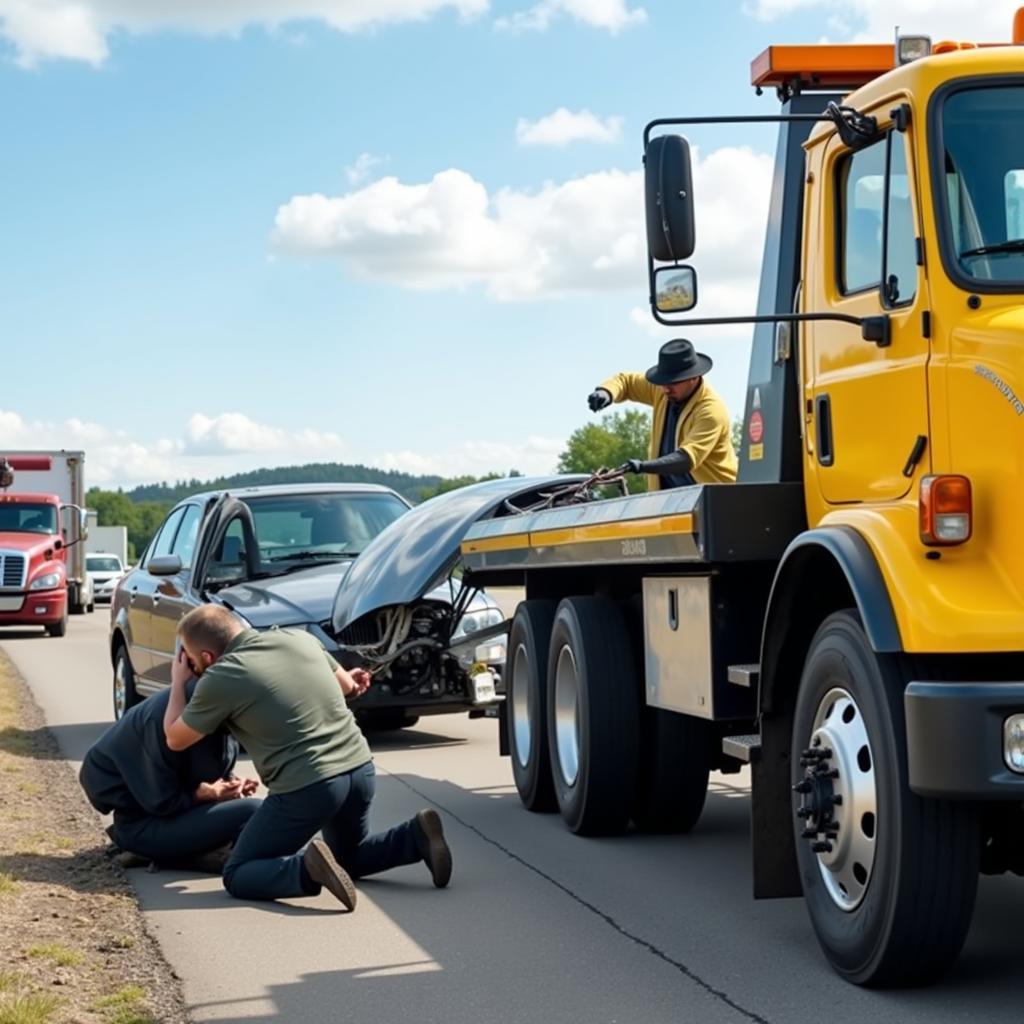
[645,338,713,386]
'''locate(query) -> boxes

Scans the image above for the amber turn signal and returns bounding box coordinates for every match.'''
[920,475,972,546]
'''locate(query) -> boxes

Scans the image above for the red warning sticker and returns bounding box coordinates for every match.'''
[748,410,764,444]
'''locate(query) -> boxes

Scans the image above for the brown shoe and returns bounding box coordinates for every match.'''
[303,839,357,911]
[413,809,452,888]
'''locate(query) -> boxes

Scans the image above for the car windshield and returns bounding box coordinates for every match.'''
[242,492,409,568]
[0,503,57,535]
[87,556,121,572]
[939,85,1024,285]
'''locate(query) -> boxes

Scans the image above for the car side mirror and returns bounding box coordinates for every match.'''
[645,134,695,262]
[148,555,183,577]
[653,265,698,313]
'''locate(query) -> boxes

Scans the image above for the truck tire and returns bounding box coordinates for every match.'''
[46,607,68,638]
[632,708,711,833]
[791,610,980,986]
[506,600,557,812]
[113,644,141,720]
[547,597,639,835]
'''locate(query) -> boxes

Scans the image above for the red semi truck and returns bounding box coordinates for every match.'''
[0,451,93,637]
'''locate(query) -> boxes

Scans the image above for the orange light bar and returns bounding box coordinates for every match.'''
[920,475,973,546]
[751,44,895,90]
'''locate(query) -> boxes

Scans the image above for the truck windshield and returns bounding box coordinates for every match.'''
[0,503,58,535]
[939,85,1024,287]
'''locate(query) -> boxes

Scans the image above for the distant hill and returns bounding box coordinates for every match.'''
[125,462,444,504]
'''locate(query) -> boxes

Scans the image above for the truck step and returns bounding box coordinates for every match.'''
[727,664,760,688]
[722,734,761,764]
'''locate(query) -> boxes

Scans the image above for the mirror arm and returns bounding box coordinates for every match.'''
[650,307,891,346]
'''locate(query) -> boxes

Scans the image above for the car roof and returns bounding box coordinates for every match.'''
[175,482,408,507]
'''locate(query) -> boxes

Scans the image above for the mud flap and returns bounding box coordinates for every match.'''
[752,713,802,899]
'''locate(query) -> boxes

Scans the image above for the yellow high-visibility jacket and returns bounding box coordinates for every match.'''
[599,374,738,489]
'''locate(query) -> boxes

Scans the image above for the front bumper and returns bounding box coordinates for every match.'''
[0,589,66,627]
[905,681,1024,798]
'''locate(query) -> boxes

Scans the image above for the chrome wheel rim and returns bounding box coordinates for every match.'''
[553,643,580,787]
[113,655,127,720]
[511,642,532,769]
[797,686,878,912]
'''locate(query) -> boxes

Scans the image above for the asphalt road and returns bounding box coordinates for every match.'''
[4,613,1024,1024]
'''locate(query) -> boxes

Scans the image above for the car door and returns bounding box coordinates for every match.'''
[129,507,185,684]
[148,502,204,688]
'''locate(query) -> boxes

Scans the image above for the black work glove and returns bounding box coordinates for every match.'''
[621,459,644,474]
[587,388,612,412]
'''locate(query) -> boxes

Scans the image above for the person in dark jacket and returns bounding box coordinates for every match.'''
[80,683,261,866]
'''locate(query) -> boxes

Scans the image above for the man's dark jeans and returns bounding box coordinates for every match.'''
[113,797,261,861]
[223,761,420,901]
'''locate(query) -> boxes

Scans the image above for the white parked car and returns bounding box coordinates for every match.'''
[86,553,125,604]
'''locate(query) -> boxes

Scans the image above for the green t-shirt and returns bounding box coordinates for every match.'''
[181,628,371,794]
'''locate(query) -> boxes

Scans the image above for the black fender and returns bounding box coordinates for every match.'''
[759,525,902,716]
[752,525,902,899]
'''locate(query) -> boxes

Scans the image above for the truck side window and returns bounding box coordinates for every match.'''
[839,133,916,306]
[839,139,885,294]
[171,504,202,570]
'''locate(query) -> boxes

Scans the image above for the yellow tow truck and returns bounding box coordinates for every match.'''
[461,12,1024,986]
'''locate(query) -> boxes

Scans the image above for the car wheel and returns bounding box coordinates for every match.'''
[547,597,639,835]
[507,600,557,812]
[792,610,980,986]
[46,606,68,638]
[113,644,142,721]
[632,708,711,833]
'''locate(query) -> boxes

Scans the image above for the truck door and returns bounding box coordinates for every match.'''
[807,117,930,504]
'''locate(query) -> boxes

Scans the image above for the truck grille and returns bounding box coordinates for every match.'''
[0,552,27,590]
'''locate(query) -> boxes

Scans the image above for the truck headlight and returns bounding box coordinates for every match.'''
[1004,715,1024,773]
[30,572,62,591]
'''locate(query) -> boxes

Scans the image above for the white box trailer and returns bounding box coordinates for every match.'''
[0,451,93,614]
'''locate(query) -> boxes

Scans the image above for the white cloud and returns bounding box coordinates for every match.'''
[516,108,623,146]
[0,408,565,487]
[346,152,385,186]
[377,435,565,476]
[496,0,645,32]
[272,144,773,302]
[0,0,489,68]
[744,0,1018,40]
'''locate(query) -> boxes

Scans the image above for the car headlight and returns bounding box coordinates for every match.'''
[454,605,504,639]
[30,572,63,591]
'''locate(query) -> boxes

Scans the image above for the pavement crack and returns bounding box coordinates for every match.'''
[389,772,772,1024]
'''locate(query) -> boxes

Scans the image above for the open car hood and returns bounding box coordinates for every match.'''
[331,476,582,631]
[219,561,354,629]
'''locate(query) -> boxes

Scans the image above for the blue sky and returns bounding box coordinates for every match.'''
[1,0,1019,487]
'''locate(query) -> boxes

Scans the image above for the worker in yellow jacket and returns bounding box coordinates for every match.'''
[589,338,738,490]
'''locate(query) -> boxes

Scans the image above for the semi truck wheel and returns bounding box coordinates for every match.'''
[112,644,141,720]
[506,600,557,812]
[632,708,711,833]
[791,610,980,986]
[547,597,639,835]
[46,607,68,638]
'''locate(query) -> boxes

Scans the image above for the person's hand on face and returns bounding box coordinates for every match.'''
[171,647,194,689]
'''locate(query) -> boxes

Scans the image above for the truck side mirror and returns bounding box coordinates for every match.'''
[653,265,698,313]
[645,134,695,262]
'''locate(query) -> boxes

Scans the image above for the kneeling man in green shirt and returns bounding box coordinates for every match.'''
[163,604,451,910]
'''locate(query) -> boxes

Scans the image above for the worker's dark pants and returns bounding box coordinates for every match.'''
[223,761,421,901]
[112,798,261,862]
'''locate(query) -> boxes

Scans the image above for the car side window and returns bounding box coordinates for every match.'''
[171,504,202,569]
[151,508,186,560]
